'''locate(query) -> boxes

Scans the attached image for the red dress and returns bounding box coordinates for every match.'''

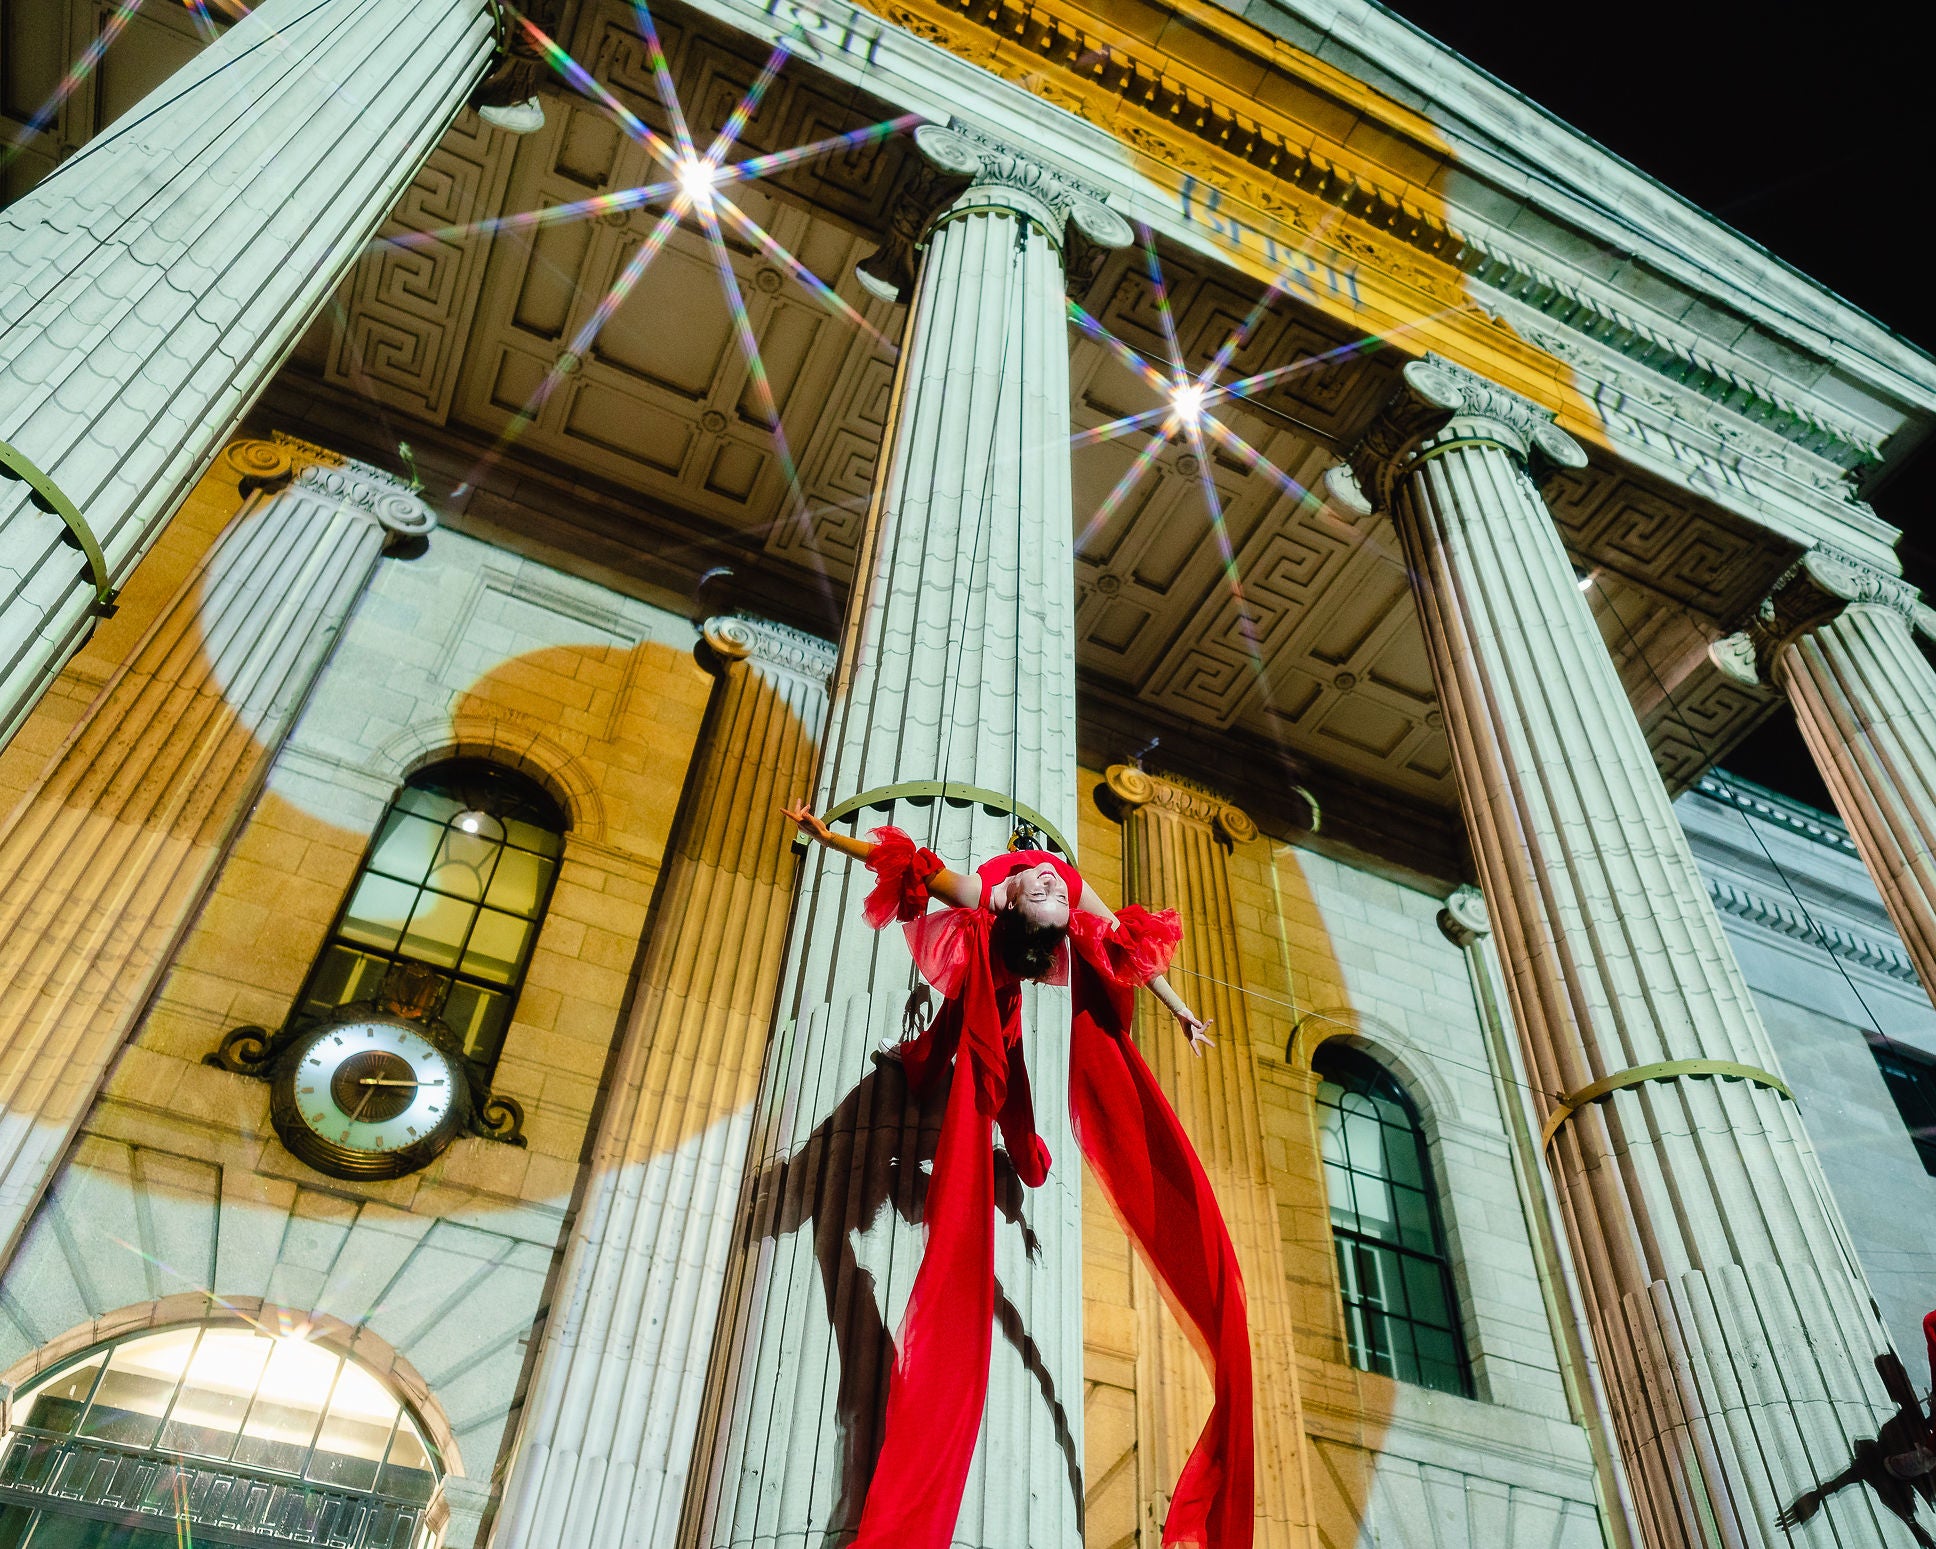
[852,829,1255,1549]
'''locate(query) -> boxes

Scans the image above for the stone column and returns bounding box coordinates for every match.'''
[1765,549,1936,1003]
[1350,356,1902,1548]
[0,0,497,748]
[0,437,432,1260]
[493,616,835,1549]
[688,123,1130,1549]
[1100,766,1314,1549]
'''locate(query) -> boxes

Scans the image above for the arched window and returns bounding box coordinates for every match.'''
[0,1325,441,1547]
[294,759,565,1080]
[1314,1044,1471,1397]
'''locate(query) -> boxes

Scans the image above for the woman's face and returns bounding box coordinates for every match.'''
[1007,862,1070,929]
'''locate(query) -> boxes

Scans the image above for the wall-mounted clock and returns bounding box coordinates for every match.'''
[268,1010,472,1180]
[208,960,525,1181]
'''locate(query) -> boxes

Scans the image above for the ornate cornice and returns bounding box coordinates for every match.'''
[223,434,435,536]
[702,614,838,682]
[1349,356,1586,509]
[1102,763,1256,844]
[854,0,1881,479]
[1705,875,1918,986]
[1693,773,1858,856]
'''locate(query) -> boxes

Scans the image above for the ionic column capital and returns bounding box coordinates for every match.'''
[1750,543,1921,671]
[700,614,837,683]
[1436,884,1491,947]
[913,120,1133,251]
[223,434,435,537]
[1103,764,1257,845]
[1349,356,1586,509]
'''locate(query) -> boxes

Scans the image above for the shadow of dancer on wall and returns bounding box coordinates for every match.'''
[1777,1350,1936,1545]
[741,1056,1083,1541]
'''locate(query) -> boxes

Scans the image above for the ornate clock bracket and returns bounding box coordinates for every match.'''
[205,965,528,1150]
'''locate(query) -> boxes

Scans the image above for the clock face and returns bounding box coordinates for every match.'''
[270,1014,471,1179]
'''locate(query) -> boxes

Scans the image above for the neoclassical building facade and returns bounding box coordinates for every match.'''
[2,1,1935,1547]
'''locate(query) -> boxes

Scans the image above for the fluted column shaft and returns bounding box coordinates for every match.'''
[689,124,1130,1549]
[1104,767,1313,1549]
[1773,555,1936,1000]
[0,0,495,747]
[492,617,836,1549]
[0,439,433,1261]
[1355,357,1902,1549]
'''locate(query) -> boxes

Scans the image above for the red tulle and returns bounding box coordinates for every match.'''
[862,825,944,928]
[851,857,1251,1549]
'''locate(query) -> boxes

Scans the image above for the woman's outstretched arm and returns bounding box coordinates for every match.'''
[1075,882,1215,1057]
[781,802,981,908]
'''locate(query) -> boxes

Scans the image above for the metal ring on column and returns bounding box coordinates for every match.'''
[0,437,117,616]
[815,780,1074,858]
[1540,1058,1793,1148]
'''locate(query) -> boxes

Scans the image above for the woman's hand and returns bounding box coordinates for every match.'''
[782,800,834,847]
[1176,1006,1215,1058]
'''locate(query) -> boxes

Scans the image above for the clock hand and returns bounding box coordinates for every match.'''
[347,1085,378,1124]
[354,1077,445,1087]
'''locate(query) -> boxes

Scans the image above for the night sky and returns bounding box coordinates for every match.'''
[1378,1,1933,808]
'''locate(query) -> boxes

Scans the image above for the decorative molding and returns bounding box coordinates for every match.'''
[1748,543,1921,670]
[1437,884,1490,946]
[1706,632,1760,687]
[1101,763,1256,845]
[1705,876,1919,986]
[1350,356,1586,509]
[1506,311,1881,488]
[1693,773,1859,856]
[702,614,838,682]
[225,435,435,536]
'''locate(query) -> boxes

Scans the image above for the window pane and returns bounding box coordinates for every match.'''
[426,827,504,902]
[380,1424,437,1505]
[1382,1129,1424,1190]
[442,981,510,1064]
[233,1338,340,1474]
[399,891,476,969]
[158,1330,271,1461]
[339,875,419,954]
[1392,1185,1436,1253]
[395,787,463,825]
[462,909,532,986]
[301,946,391,1015]
[19,1355,105,1435]
[365,812,444,887]
[484,849,553,918]
[77,1329,199,1447]
[503,815,563,856]
[306,1360,399,1492]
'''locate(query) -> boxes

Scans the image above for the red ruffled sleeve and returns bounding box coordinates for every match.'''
[862,826,945,929]
[1068,904,1183,988]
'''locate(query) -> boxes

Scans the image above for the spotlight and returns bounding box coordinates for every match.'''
[1170,381,1207,430]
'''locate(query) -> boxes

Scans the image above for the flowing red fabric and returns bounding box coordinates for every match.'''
[850,836,1253,1549]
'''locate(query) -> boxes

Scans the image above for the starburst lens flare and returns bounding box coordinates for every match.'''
[1170,381,1207,429]
[675,155,718,209]
[439,2,916,510]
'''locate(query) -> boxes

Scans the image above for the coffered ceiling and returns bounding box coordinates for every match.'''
[2,0,1790,817]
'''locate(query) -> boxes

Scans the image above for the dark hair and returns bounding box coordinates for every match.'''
[992,910,1066,981]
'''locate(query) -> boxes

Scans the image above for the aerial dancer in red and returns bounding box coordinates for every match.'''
[784,803,1255,1549]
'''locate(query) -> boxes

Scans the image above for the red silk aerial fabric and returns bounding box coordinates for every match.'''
[851,833,1252,1549]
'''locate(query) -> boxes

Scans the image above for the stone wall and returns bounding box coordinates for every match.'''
[0,461,713,1544]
